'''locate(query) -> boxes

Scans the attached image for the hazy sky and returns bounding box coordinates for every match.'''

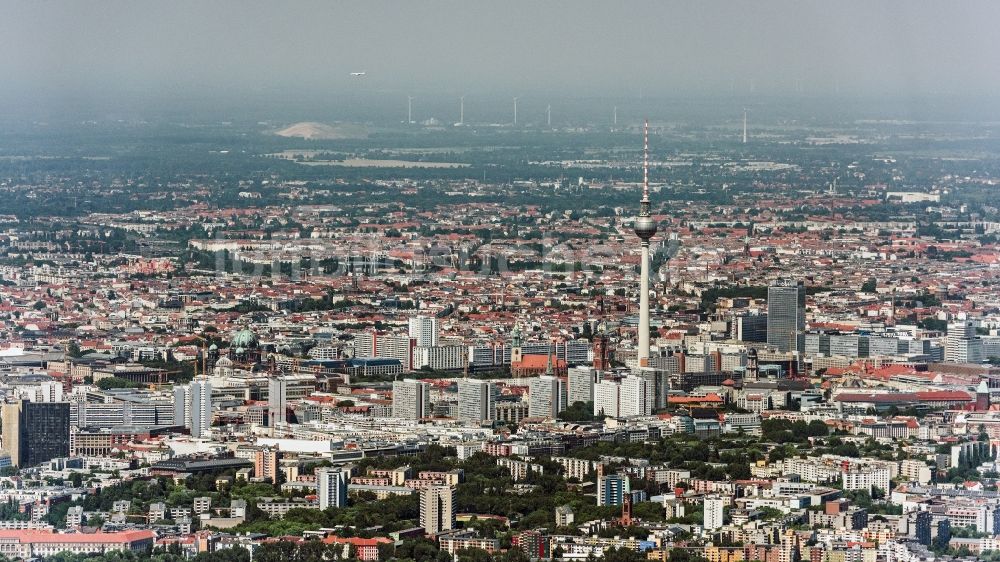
[4,1,1000,102]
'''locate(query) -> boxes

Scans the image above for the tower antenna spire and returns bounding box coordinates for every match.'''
[641,119,650,214]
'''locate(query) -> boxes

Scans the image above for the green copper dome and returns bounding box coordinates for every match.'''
[232,328,258,349]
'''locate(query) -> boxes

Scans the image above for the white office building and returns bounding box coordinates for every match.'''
[842,467,891,494]
[173,379,213,438]
[35,381,64,403]
[704,495,725,530]
[408,315,439,347]
[528,375,566,419]
[457,379,497,423]
[946,321,984,363]
[594,379,621,418]
[413,345,466,371]
[190,378,212,438]
[592,375,652,418]
[392,379,430,420]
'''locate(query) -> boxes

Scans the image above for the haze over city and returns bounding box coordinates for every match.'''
[0,3,999,562]
[3,1,1000,120]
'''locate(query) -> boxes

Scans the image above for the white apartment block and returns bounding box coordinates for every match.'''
[408,315,439,347]
[413,345,466,371]
[528,375,566,419]
[842,467,891,494]
[392,379,430,420]
[457,379,497,423]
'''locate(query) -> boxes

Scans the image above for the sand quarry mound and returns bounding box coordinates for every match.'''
[273,122,368,140]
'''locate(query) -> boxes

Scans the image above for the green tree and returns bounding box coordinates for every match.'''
[561,401,597,422]
[97,377,142,390]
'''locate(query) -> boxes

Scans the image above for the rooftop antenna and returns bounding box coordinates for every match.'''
[546,104,551,127]
[407,96,413,124]
[459,95,465,125]
[513,97,518,126]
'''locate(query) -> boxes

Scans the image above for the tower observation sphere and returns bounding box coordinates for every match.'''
[634,215,657,241]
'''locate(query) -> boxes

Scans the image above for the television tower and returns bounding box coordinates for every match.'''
[513,97,519,126]
[459,95,465,125]
[407,96,414,124]
[742,108,748,144]
[634,120,657,367]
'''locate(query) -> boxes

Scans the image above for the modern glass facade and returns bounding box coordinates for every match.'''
[767,279,805,353]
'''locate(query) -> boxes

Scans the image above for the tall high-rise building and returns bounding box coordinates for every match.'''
[528,375,566,419]
[190,378,213,438]
[268,376,288,427]
[1,400,70,468]
[420,485,455,536]
[594,379,620,418]
[173,385,190,429]
[620,374,654,417]
[767,279,806,353]
[633,121,658,367]
[457,379,497,423]
[593,375,653,418]
[731,312,768,343]
[704,495,725,530]
[174,379,213,437]
[568,366,599,406]
[317,467,348,509]
[597,474,630,506]
[408,315,439,347]
[254,447,280,484]
[354,332,417,371]
[945,320,984,363]
[636,368,669,411]
[392,379,430,420]
[913,510,932,546]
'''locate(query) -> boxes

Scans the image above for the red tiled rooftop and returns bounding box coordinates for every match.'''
[0,530,155,544]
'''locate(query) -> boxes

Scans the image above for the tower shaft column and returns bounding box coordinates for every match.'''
[638,241,651,367]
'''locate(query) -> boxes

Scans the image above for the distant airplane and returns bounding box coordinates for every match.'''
[350,72,366,77]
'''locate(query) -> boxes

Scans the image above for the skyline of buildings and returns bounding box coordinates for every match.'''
[0,98,996,562]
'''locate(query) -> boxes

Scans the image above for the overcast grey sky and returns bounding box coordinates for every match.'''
[4,1,1000,101]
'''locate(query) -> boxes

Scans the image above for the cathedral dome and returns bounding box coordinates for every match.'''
[232,328,258,349]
